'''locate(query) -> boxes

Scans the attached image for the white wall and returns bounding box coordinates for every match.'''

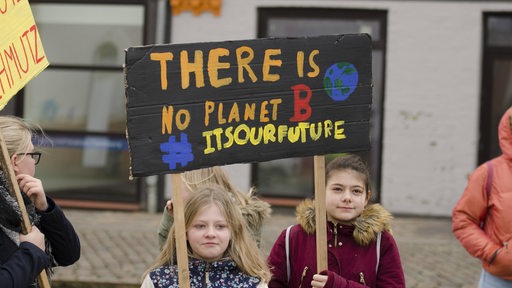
[382,2,483,216]
[169,0,512,216]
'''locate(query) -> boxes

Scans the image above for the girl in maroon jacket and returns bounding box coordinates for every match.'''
[267,154,405,288]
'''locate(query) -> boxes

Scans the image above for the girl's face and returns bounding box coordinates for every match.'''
[325,169,369,225]
[187,203,231,262]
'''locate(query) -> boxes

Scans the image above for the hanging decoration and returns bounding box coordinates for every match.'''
[170,0,221,16]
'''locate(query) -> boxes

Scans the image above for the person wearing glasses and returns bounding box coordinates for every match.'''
[0,115,81,288]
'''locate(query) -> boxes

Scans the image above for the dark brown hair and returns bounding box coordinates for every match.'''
[325,154,371,198]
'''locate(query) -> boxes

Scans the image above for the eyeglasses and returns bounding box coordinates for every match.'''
[16,152,42,165]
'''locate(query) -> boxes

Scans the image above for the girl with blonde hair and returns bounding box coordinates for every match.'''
[0,116,80,287]
[143,185,270,287]
[157,166,271,249]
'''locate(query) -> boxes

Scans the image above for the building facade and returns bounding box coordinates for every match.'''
[6,0,512,216]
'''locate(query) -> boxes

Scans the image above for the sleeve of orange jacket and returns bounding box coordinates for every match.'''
[452,163,501,263]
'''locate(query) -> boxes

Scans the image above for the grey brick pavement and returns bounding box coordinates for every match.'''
[50,208,481,288]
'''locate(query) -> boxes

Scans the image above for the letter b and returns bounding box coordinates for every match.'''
[289,84,312,122]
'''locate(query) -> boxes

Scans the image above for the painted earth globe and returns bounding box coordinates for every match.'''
[323,62,358,101]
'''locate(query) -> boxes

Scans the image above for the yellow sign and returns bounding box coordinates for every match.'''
[0,0,48,110]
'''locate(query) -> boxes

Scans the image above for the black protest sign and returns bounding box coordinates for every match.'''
[125,34,372,177]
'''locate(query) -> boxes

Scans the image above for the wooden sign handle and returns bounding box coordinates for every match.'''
[171,174,190,288]
[0,131,51,288]
[314,155,328,272]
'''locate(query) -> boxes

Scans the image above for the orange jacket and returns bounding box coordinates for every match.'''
[452,107,512,279]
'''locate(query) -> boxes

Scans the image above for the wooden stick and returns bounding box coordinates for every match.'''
[314,155,328,272]
[171,173,190,288]
[0,131,51,288]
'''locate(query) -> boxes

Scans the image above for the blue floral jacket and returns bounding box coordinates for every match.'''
[142,257,265,288]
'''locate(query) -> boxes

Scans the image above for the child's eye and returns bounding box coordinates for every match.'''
[216,224,227,229]
[194,224,206,229]
[353,189,364,195]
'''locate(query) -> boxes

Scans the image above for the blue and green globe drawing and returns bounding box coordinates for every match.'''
[323,62,358,101]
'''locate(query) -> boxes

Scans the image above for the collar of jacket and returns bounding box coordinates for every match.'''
[295,199,393,246]
[187,256,237,270]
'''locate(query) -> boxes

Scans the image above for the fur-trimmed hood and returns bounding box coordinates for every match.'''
[295,198,393,246]
[240,196,271,232]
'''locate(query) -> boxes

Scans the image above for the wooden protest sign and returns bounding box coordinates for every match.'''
[125,34,372,286]
[125,34,372,177]
[170,174,190,286]
[314,155,328,271]
[0,1,51,287]
[0,0,49,109]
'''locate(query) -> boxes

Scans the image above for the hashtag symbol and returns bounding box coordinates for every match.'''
[160,133,194,170]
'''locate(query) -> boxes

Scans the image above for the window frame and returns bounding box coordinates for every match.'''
[479,12,512,163]
[254,7,387,202]
[6,0,168,209]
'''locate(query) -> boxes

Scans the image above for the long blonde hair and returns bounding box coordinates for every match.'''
[181,166,251,207]
[0,116,46,169]
[0,116,38,157]
[145,186,271,282]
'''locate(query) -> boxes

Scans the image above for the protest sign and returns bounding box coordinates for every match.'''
[0,0,49,109]
[125,34,372,287]
[125,34,372,177]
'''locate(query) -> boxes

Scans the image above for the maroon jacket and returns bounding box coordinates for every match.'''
[267,200,405,288]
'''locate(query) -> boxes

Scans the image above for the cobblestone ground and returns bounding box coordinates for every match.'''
[52,210,160,286]
[392,217,481,288]
[52,209,481,288]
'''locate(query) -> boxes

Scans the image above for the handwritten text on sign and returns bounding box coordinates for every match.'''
[0,0,48,109]
[125,34,372,176]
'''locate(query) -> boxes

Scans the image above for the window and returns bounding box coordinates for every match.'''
[255,8,387,201]
[480,13,512,163]
[16,1,155,208]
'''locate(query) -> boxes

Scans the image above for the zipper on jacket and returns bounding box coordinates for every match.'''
[359,272,366,286]
[204,263,210,288]
[298,266,308,288]
[333,223,338,247]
